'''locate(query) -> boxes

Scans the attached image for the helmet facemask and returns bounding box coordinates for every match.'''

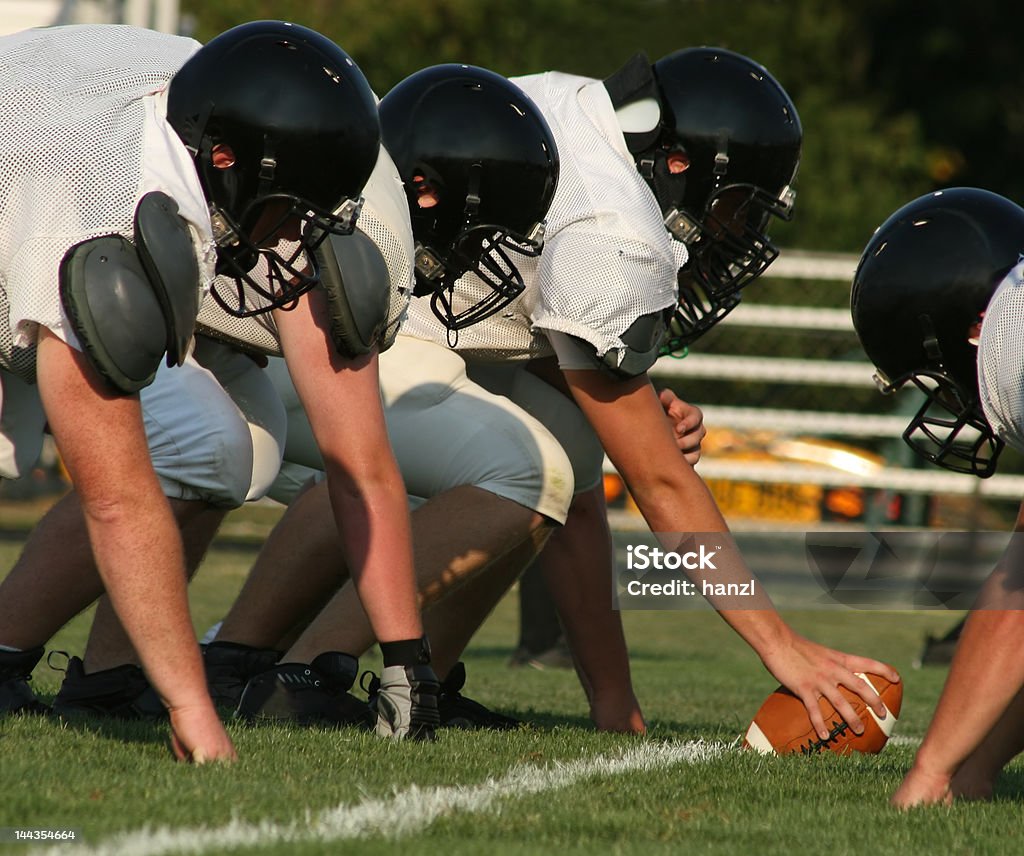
[422,221,545,331]
[648,147,795,354]
[410,162,546,331]
[879,368,1002,477]
[681,181,796,296]
[660,270,742,356]
[208,190,363,317]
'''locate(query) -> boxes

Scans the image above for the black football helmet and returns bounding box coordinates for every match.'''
[167,21,380,316]
[605,47,801,353]
[379,64,559,331]
[851,188,1024,477]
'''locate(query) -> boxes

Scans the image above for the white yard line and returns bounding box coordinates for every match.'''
[35,741,722,856]
[888,734,922,747]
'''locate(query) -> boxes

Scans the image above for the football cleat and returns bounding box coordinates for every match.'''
[50,653,165,720]
[438,662,521,730]
[235,651,372,728]
[0,645,50,715]
[202,640,282,709]
[362,664,440,741]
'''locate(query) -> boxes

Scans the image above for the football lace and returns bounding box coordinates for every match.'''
[800,718,850,755]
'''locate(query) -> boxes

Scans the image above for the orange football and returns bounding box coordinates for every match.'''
[742,671,902,756]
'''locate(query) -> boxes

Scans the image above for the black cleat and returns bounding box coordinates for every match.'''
[438,662,521,730]
[0,645,49,715]
[202,641,282,710]
[235,651,372,728]
[362,664,440,741]
[50,653,165,720]
[915,618,966,668]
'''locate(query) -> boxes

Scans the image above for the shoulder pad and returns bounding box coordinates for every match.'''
[316,231,391,358]
[133,192,201,366]
[571,311,669,379]
[59,236,168,394]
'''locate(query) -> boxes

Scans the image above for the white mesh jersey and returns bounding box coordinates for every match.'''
[978,261,1024,452]
[0,25,216,383]
[195,145,414,356]
[400,71,686,367]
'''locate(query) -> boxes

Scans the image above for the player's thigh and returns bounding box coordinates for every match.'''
[466,361,605,495]
[0,368,46,479]
[141,343,282,506]
[192,337,286,500]
[380,336,574,523]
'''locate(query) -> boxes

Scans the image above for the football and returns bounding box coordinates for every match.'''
[742,671,902,756]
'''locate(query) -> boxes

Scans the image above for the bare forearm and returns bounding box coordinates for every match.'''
[325,468,421,643]
[914,607,1024,778]
[82,493,208,708]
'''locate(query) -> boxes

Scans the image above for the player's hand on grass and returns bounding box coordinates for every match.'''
[760,631,900,741]
[891,764,953,808]
[169,704,237,764]
[658,389,706,466]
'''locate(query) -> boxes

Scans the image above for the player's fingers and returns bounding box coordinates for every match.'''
[675,406,705,431]
[799,692,830,740]
[835,657,897,716]
[839,670,885,717]
[169,730,190,763]
[658,387,678,410]
[674,403,704,431]
[842,655,900,686]
[659,389,702,426]
[823,684,866,735]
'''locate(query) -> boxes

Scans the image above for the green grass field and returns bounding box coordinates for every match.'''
[2,502,1023,855]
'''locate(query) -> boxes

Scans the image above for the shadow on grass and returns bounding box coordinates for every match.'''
[994,768,1024,802]
[47,709,174,749]
[506,707,732,743]
[466,645,677,665]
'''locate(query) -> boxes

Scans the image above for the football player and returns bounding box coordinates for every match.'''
[203,64,572,730]
[0,21,436,747]
[851,187,1024,806]
[215,48,898,739]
